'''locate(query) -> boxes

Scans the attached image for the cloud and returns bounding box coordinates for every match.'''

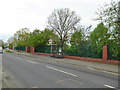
[0,33,13,42]
[0,0,113,42]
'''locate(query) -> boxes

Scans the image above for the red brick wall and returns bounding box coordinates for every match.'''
[32,47,34,54]
[16,45,120,65]
[25,46,34,53]
[25,46,28,53]
[103,45,108,61]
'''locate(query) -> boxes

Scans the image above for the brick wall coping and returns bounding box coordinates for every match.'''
[64,55,120,65]
[34,52,120,65]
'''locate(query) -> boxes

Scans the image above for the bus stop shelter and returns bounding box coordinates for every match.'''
[47,44,63,58]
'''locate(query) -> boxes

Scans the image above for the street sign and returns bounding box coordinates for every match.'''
[49,39,52,44]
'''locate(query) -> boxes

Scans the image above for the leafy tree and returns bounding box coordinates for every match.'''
[89,23,111,58]
[7,37,14,49]
[13,28,30,47]
[28,28,58,47]
[89,23,110,45]
[95,0,119,41]
[96,0,119,29]
[7,43,13,49]
[28,28,60,53]
[67,27,91,57]
[32,29,41,35]
[95,0,120,59]
[1,44,5,49]
[69,30,82,56]
[70,25,91,45]
[47,8,80,47]
[28,29,41,46]
[70,30,82,46]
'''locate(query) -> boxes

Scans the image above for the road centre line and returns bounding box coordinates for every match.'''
[46,66,77,77]
[104,84,116,89]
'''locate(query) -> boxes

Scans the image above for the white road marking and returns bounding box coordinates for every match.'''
[104,84,115,89]
[102,71,119,75]
[46,66,77,77]
[88,67,119,75]
[31,86,38,88]
[27,61,39,64]
[56,79,69,83]
[56,78,82,85]
[87,67,95,70]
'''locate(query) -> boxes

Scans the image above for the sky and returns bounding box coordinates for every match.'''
[0,0,114,42]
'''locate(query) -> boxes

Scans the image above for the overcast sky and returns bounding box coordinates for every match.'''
[0,0,115,42]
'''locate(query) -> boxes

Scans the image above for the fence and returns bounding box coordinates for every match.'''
[108,45,120,60]
[14,46,26,51]
[13,44,120,61]
[63,44,103,59]
[35,45,50,53]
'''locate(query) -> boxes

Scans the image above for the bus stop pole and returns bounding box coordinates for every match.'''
[51,45,52,56]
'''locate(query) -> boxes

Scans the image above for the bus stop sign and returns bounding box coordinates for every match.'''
[49,39,52,44]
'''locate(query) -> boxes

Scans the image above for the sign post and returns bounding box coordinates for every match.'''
[49,39,52,56]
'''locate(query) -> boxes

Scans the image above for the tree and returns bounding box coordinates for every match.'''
[96,0,119,29]
[95,0,119,44]
[28,28,59,53]
[68,26,92,57]
[89,23,110,45]
[70,29,84,56]
[7,37,14,48]
[13,28,30,47]
[28,28,57,47]
[28,29,41,47]
[47,8,80,47]
[89,23,111,58]
[95,0,120,60]
[70,25,92,45]
[70,30,82,46]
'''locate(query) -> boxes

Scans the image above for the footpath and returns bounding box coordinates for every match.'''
[12,50,119,74]
[1,51,12,88]
[0,54,2,89]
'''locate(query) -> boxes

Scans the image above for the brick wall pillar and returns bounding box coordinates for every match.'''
[25,46,28,53]
[32,46,34,54]
[103,45,108,61]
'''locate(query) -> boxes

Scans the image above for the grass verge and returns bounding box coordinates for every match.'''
[5,50,12,53]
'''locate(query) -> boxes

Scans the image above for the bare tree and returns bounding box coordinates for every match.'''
[47,8,80,47]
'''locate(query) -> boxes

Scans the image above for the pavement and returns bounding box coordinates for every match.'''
[2,52,119,88]
[1,51,11,89]
[0,54,2,89]
[13,50,119,74]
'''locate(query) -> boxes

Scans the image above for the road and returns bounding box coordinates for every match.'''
[2,52,119,89]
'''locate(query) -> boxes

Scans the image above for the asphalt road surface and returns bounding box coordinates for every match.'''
[2,52,119,89]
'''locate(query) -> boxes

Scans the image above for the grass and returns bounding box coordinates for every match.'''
[5,50,12,53]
